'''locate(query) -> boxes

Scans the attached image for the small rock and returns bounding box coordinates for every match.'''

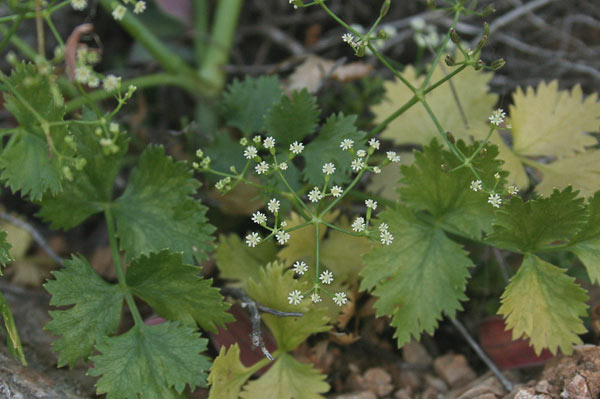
[421,386,440,399]
[472,394,497,399]
[535,380,550,394]
[394,388,413,399]
[434,353,477,388]
[561,373,592,399]
[335,392,377,399]
[513,388,551,399]
[424,374,448,393]
[360,368,394,397]
[396,370,421,391]
[402,340,432,366]
[455,375,506,399]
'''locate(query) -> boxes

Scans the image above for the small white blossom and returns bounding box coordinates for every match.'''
[356,149,367,158]
[333,292,348,306]
[109,123,119,134]
[103,75,120,91]
[133,0,146,14]
[319,270,334,285]
[288,290,303,305]
[279,162,288,171]
[379,223,389,232]
[340,139,354,150]
[244,146,258,159]
[245,232,261,247]
[365,199,378,210]
[494,172,501,179]
[352,217,366,232]
[470,180,483,192]
[240,137,248,146]
[311,293,322,303]
[489,108,506,126]
[386,151,401,163]
[255,161,269,174]
[488,193,502,208]
[87,76,99,88]
[280,221,288,228]
[263,136,276,149]
[369,138,380,149]
[380,230,394,245]
[373,166,381,174]
[351,159,365,172]
[308,187,323,203]
[253,135,262,144]
[276,230,290,245]
[252,211,267,225]
[342,33,354,43]
[322,163,336,175]
[293,261,308,275]
[507,185,519,195]
[290,141,304,154]
[330,186,343,197]
[112,4,126,20]
[74,66,92,83]
[410,17,426,31]
[71,0,87,10]
[267,199,280,214]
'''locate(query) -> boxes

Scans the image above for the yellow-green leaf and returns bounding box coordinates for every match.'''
[533,150,600,198]
[208,344,254,399]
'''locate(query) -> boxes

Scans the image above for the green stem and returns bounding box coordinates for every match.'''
[0,0,69,23]
[321,221,364,237]
[276,169,314,218]
[368,95,418,139]
[0,18,23,55]
[104,208,144,326]
[43,13,65,48]
[319,168,366,217]
[314,223,320,283]
[421,9,461,89]
[34,0,45,56]
[419,98,464,160]
[193,0,210,66]
[0,24,38,60]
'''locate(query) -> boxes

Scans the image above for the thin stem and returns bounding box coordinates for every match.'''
[319,169,367,217]
[368,95,418,139]
[0,0,70,23]
[314,223,321,284]
[193,0,210,66]
[420,98,465,160]
[43,14,65,48]
[276,169,314,218]
[421,9,461,88]
[321,221,364,237]
[0,18,24,55]
[0,24,38,60]
[34,0,45,56]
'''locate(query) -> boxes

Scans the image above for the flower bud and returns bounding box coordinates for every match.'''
[490,58,506,70]
[481,4,496,16]
[380,0,390,17]
[445,55,455,66]
[449,28,460,44]
[446,131,455,144]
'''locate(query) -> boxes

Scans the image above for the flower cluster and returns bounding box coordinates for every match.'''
[288,261,348,307]
[489,108,506,126]
[110,0,147,20]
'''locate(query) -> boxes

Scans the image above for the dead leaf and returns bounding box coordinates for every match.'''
[286,55,373,93]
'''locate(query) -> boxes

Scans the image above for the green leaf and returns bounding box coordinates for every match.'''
[487,187,587,252]
[126,250,232,332]
[360,206,472,347]
[1,63,73,200]
[44,255,124,368]
[570,192,600,284]
[0,291,26,365]
[208,344,254,399]
[221,76,283,135]
[245,262,330,352]
[112,145,215,263]
[264,89,319,147]
[0,230,13,272]
[399,139,503,238]
[498,253,588,355]
[302,113,366,186]
[215,234,278,285]
[240,353,329,399]
[89,322,210,399]
[37,113,128,229]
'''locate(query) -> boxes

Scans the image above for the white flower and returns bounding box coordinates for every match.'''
[74,66,92,83]
[133,0,146,14]
[342,33,354,43]
[494,172,501,179]
[488,193,502,208]
[280,221,288,228]
[87,76,99,88]
[308,187,323,203]
[356,149,367,158]
[109,123,119,134]
[245,232,261,247]
[112,4,126,20]
[255,161,269,174]
[244,146,258,159]
[379,223,389,232]
[293,261,308,275]
[253,136,262,143]
[279,162,288,171]
[489,108,506,126]
[340,139,354,150]
[365,199,378,210]
[319,270,334,285]
[386,151,401,163]
[311,293,322,303]
[322,163,336,175]
[352,217,366,232]
[330,186,343,197]
[410,17,426,31]
[263,136,276,149]
[507,185,519,195]
[71,0,87,10]
[267,199,280,214]
[240,137,248,146]
[373,166,381,174]
[369,138,380,149]
[288,290,304,305]
[276,230,290,245]
[333,292,348,306]
[290,141,304,154]
[103,74,120,91]
[380,230,394,245]
[470,180,483,192]
[252,211,267,225]
[351,159,365,172]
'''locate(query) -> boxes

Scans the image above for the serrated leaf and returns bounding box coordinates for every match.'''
[89,322,210,399]
[570,192,600,284]
[112,145,215,263]
[44,255,124,367]
[533,150,600,198]
[302,113,366,186]
[360,206,472,347]
[509,81,599,158]
[400,139,503,238]
[1,63,73,200]
[498,253,588,355]
[215,234,278,285]
[126,250,232,332]
[221,76,283,135]
[240,353,329,399]
[487,187,587,252]
[264,89,319,146]
[37,113,128,229]
[0,230,13,271]
[0,291,26,365]
[208,344,254,399]
[245,262,330,352]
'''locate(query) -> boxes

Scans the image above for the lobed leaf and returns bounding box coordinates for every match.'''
[208,344,254,399]
[0,291,26,365]
[264,89,319,147]
[0,230,13,271]
[570,192,600,284]
[215,234,278,285]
